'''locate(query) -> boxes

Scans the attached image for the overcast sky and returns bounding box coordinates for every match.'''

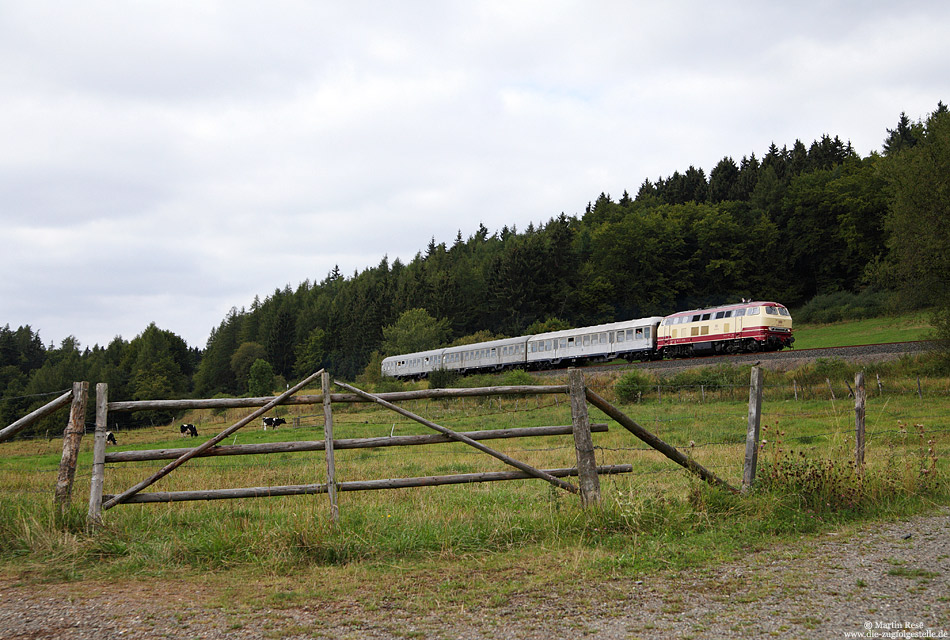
[1,2,947,350]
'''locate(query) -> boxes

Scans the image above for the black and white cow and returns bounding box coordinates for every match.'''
[106,431,117,445]
[262,416,286,430]
[180,423,198,437]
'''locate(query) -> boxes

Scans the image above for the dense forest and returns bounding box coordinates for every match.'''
[3,103,948,434]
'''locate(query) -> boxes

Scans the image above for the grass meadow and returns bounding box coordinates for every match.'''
[791,312,933,349]
[1,345,948,608]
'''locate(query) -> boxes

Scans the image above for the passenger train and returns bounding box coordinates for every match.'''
[381,301,794,379]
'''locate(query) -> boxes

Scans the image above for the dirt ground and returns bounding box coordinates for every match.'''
[2,510,948,639]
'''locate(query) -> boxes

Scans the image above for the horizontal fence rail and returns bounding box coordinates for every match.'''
[102,465,634,504]
[105,424,609,463]
[106,385,569,412]
[0,390,73,443]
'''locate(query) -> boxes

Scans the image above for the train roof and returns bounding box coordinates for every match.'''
[529,316,664,341]
[442,335,529,353]
[381,348,445,364]
[664,301,787,318]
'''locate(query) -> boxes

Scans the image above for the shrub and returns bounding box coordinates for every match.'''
[615,371,653,403]
[795,289,894,324]
[788,358,855,385]
[667,364,743,391]
[427,368,459,389]
[502,369,536,387]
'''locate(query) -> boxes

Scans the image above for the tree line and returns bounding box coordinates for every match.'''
[3,103,948,435]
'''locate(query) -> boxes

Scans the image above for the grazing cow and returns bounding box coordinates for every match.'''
[262,416,286,430]
[180,423,198,437]
[106,431,117,445]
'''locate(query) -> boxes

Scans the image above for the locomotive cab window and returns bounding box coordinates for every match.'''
[735,308,746,317]
[765,306,778,315]
[749,307,760,315]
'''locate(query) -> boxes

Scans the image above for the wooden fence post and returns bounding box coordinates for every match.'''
[55,381,89,511]
[826,378,836,400]
[568,369,601,507]
[742,367,764,493]
[87,383,109,529]
[322,371,339,524]
[855,372,866,471]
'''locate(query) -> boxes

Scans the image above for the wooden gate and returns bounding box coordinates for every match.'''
[88,369,639,526]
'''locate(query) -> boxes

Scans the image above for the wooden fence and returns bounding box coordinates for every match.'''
[2,366,874,529]
[84,368,747,527]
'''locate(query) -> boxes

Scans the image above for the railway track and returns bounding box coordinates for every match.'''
[538,340,938,376]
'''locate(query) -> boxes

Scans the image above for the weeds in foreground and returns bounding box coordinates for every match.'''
[757,421,944,512]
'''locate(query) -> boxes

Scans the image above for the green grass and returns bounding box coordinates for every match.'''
[1,362,948,609]
[1,329,949,616]
[792,312,933,349]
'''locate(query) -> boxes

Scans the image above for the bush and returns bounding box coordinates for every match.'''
[795,289,894,324]
[788,358,856,385]
[615,371,653,403]
[427,368,460,389]
[667,364,743,391]
[502,369,536,387]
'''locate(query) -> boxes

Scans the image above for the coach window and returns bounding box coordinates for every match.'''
[635,327,643,338]
[644,327,651,339]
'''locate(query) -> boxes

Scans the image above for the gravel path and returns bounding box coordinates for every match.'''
[2,510,948,639]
